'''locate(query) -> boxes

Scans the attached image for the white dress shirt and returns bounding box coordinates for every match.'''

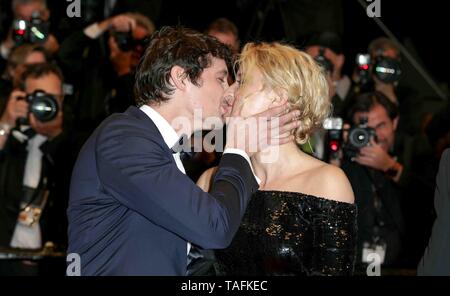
[10,134,47,249]
[139,105,259,256]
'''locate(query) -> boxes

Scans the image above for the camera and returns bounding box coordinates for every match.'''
[323,117,378,161]
[323,117,343,162]
[13,11,49,46]
[355,53,402,85]
[314,47,334,74]
[18,90,59,123]
[344,117,377,159]
[355,54,371,86]
[372,55,402,83]
[113,30,149,52]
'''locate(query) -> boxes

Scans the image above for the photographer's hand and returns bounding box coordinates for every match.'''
[108,35,132,76]
[0,90,29,127]
[99,14,136,33]
[29,111,63,140]
[43,34,60,54]
[355,138,396,172]
[85,14,137,40]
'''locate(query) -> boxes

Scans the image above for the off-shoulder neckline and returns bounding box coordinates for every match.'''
[256,189,355,206]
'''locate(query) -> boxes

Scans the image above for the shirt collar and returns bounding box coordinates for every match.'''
[139,104,180,149]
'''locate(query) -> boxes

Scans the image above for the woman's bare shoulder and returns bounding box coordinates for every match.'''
[308,163,355,204]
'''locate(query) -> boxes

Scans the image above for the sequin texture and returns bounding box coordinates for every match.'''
[214,190,357,276]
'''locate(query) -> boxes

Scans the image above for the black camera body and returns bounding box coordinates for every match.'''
[314,47,334,74]
[323,117,343,162]
[323,117,378,161]
[13,11,49,46]
[372,55,402,83]
[344,117,377,159]
[113,30,149,52]
[355,53,402,85]
[18,90,59,124]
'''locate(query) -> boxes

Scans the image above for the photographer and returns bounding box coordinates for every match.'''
[58,12,154,135]
[205,17,240,86]
[1,44,49,115]
[300,33,344,160]
[341,91,411,274]
[0,0,59,72]
[206,18,240,56]
[0,63,73,275]
[305,31,351,118]
[367,38,401,104]
[352,37,423,137]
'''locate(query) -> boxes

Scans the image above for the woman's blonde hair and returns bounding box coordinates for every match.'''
[238,42,331,144]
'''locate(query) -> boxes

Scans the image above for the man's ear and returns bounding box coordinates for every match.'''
[169,66,187,91]
[393,116,399,131]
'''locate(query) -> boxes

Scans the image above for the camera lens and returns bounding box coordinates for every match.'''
[349,128,370,148]
[114,31,133,52]
[28,92,59,122]
[374,57,401,83]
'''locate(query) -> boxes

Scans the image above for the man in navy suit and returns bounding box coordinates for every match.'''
[418,149,450,275]
[67,26,300,275]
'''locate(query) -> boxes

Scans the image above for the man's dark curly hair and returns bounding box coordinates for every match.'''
[347,91,399,122]
[134,26,232,107]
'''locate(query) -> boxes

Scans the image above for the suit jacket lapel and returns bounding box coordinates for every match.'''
[123,106,174,157]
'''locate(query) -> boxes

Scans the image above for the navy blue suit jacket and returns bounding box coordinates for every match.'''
[67,106,259,275]
[418,149,450,275]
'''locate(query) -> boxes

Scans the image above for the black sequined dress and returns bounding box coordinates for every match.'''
[214,190,357,276]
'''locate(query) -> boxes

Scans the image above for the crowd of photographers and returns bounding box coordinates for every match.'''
[304,33,448,274]
[0,0,448,275]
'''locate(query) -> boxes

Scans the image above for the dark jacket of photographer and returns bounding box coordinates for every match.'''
[58,30,135,135]
[0,128,73,249]
[342,159,405,269]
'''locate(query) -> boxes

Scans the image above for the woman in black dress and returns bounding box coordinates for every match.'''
[196,42,357,276]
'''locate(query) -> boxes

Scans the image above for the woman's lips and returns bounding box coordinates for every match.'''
[221,104,231,117]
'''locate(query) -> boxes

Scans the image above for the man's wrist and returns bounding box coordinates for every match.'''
[84,22,107,39]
